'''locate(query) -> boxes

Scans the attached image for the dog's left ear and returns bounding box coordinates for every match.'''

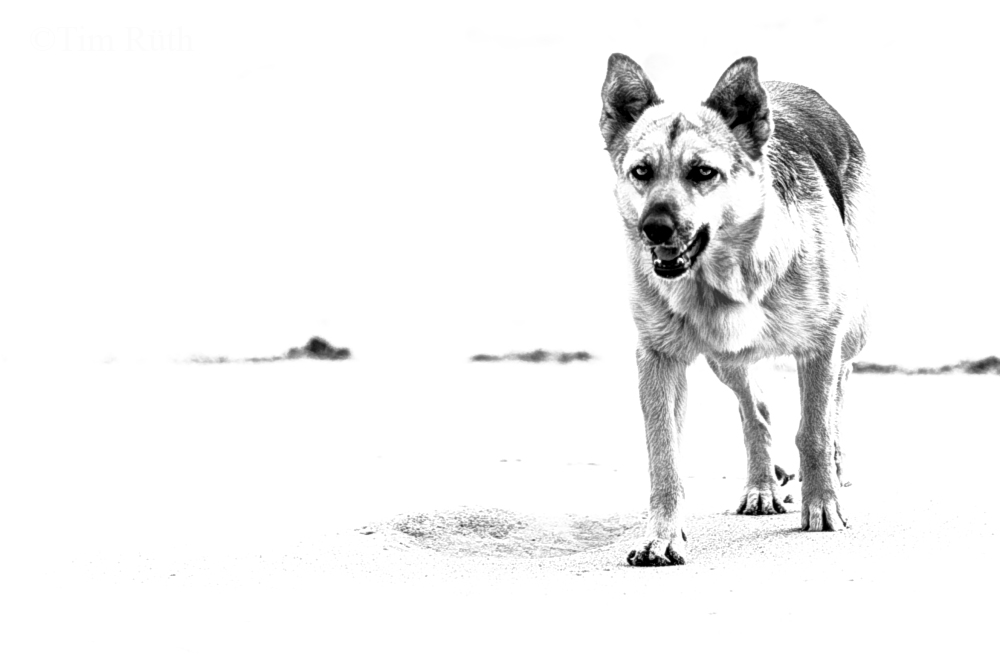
[600,54,661,154]
[704,57,772,159]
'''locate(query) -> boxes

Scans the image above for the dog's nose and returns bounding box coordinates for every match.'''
[641,217,675,245]
[640,201,677,245]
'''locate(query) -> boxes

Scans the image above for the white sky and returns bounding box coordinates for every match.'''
[1,2,996,365]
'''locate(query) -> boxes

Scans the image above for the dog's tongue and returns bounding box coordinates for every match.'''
[652,245,683,262]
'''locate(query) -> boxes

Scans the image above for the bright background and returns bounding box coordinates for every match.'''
[1,1,995,365]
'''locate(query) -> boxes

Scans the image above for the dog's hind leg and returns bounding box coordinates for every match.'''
[831,317,866,488]
[707,358,787,516]
[832,365,851,487]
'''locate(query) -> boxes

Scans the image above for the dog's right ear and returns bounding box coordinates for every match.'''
[600,54,660,153]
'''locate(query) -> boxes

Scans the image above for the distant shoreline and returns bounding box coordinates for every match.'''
[471,350,592,364]
[188,337,350,364]
[180,342,998,375]
[852,356,1000,375]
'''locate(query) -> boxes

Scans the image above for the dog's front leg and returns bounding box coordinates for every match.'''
[796,347,848,531]
[628,346,689,566]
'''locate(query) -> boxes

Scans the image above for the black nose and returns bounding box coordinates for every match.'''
[642,219,674,244]
[640,205,675,245]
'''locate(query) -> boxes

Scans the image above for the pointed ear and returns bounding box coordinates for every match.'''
[600,54,661,153]
[704,56,772,159]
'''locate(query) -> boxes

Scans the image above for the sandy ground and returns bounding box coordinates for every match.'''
[3,358,998,664]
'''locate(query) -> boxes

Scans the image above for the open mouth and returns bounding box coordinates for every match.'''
[650,227,710,279]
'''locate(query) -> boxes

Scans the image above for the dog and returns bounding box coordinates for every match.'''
[599,54,869,566]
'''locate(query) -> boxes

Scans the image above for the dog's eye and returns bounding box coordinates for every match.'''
[688,166,718,183]
[630,165,652,182]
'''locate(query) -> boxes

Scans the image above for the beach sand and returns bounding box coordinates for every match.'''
[3,358,997,664]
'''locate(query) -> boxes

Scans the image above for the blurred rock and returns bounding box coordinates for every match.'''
[287,337,351,361]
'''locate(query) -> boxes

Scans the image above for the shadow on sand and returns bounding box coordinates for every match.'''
[364,508,636,559]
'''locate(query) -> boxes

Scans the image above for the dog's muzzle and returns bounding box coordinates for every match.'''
[650,227,710,279]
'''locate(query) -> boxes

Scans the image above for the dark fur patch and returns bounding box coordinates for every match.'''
[767,84,865,223]
[757,401,771,425]
[667,116,682,144]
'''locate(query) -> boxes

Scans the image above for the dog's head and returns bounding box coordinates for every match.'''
[600,54,773,281]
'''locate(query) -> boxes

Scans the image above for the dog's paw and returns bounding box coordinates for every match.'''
[774,464,796,486]
[834,450,851,487]
[737,483,787,515]
[626,533,687,567]
[801,489,847,531]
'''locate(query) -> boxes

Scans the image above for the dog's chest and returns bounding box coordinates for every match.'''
[679,298,769,356]
[639,282,811,361]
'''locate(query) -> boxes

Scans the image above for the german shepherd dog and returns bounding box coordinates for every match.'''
[600,55,868,566]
